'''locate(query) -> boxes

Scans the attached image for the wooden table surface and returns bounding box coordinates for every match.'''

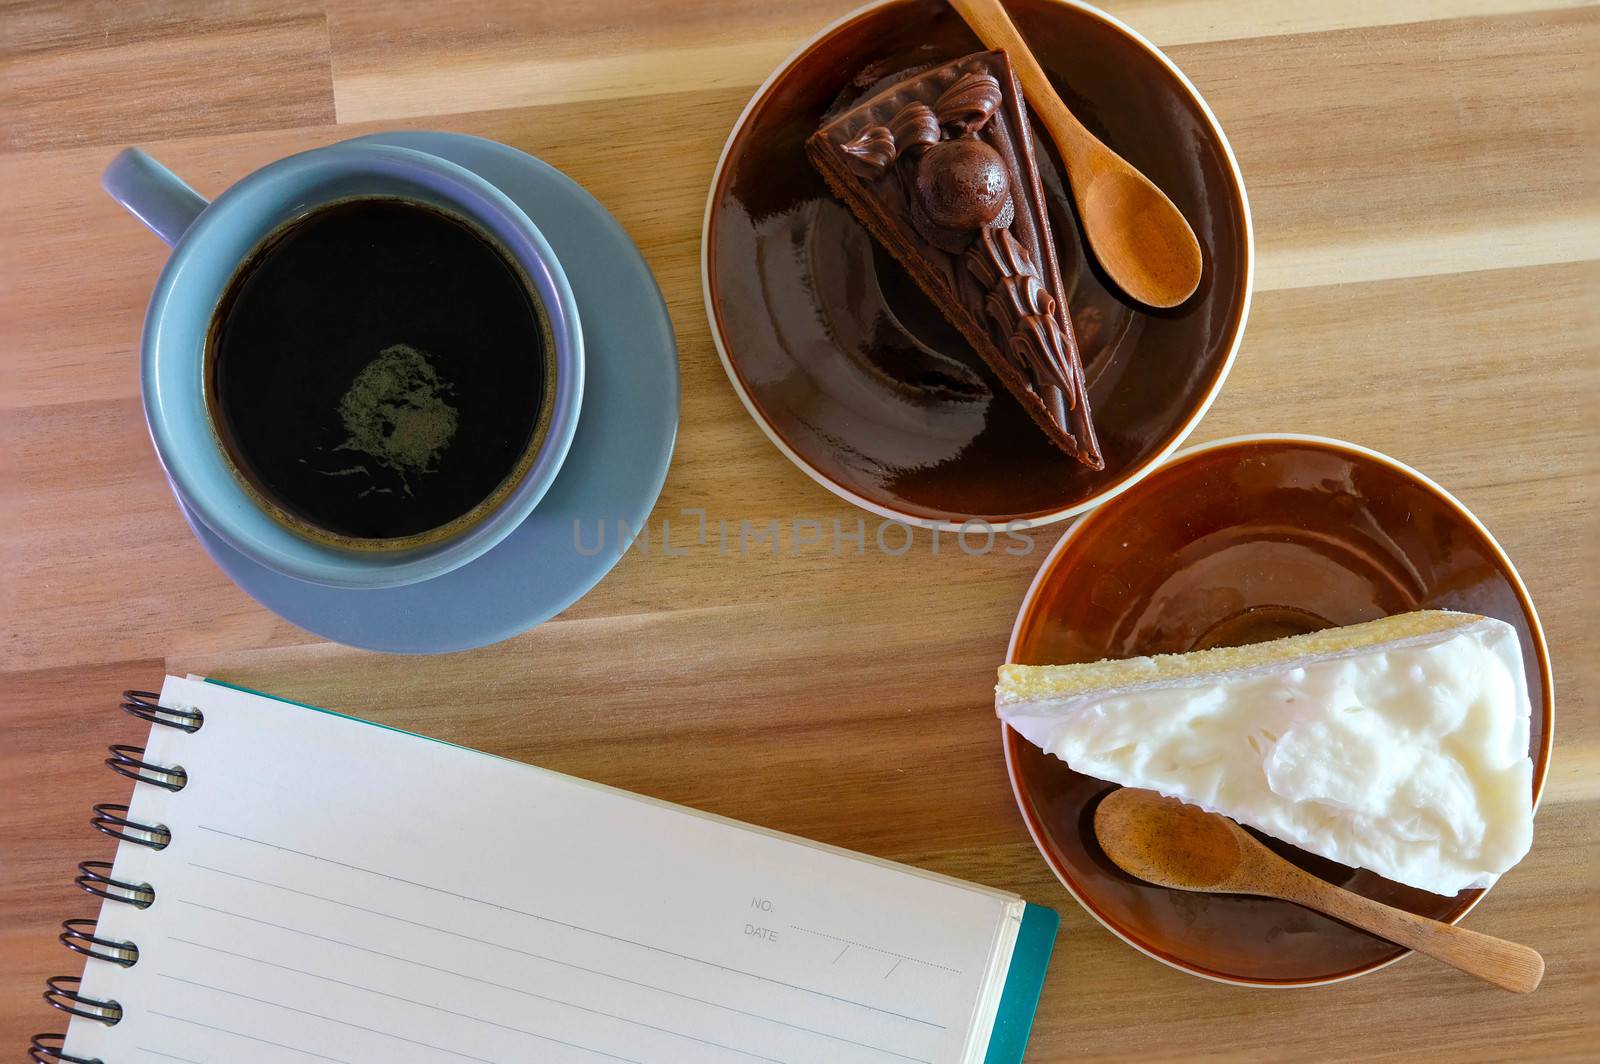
[2,1,1596,1059]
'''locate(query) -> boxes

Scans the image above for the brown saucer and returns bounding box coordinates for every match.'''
[703,0,1252,527]
[1004,434,1554,986]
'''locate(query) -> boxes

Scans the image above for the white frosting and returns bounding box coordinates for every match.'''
[999,618,1535,895]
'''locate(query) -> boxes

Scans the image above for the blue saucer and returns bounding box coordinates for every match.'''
[177,132,678,653]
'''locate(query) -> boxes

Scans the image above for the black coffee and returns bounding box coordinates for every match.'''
[207,198,549,542]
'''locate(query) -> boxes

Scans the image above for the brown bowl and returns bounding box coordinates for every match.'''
[1004,434,1554,986]
[703,0,1252,527]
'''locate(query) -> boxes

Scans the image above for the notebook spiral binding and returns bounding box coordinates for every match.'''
[33,690,201,1063]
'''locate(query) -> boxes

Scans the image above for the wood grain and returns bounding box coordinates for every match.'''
[0,0,335,152]
[1,1,1597,1060]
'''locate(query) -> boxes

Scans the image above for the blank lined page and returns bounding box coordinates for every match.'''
[67,677,1024,1064]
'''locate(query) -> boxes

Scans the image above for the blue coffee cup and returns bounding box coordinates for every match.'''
[103,142,583,589]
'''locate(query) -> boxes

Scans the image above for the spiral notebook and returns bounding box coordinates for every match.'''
[41,677,1057,1064]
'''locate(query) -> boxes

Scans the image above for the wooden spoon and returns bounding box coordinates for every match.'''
[948,0,1203,308]
[1094,789,1544,993]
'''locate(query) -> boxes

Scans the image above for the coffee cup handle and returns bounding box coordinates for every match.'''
[102,148,209,247]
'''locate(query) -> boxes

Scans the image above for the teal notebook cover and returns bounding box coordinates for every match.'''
[983,903,1058,1064]
[206,678,1060,1061]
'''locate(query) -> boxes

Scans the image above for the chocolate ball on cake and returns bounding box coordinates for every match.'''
[914,138,1010,230]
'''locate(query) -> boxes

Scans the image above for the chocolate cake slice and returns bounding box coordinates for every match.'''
[806,51,1102,468]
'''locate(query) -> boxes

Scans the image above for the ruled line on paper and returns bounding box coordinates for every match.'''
[146,1012,350,1063]
[175,897,932,1064]
[169,937,790,1064]
[138,1050,204,1063]
[158,973,638,1064]
[190,829,946,1029]
[788,927,961,974]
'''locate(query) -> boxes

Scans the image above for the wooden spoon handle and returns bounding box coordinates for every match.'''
[1289,881,1544,993]
[946,0,1090,163]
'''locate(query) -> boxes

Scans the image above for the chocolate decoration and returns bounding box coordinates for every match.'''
[966,228,1081,405]
[841,125,896,175]
[888,102,941,156]
[915,139,1011,230]
[805,51,1103,468]
[934,72,1002,134]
